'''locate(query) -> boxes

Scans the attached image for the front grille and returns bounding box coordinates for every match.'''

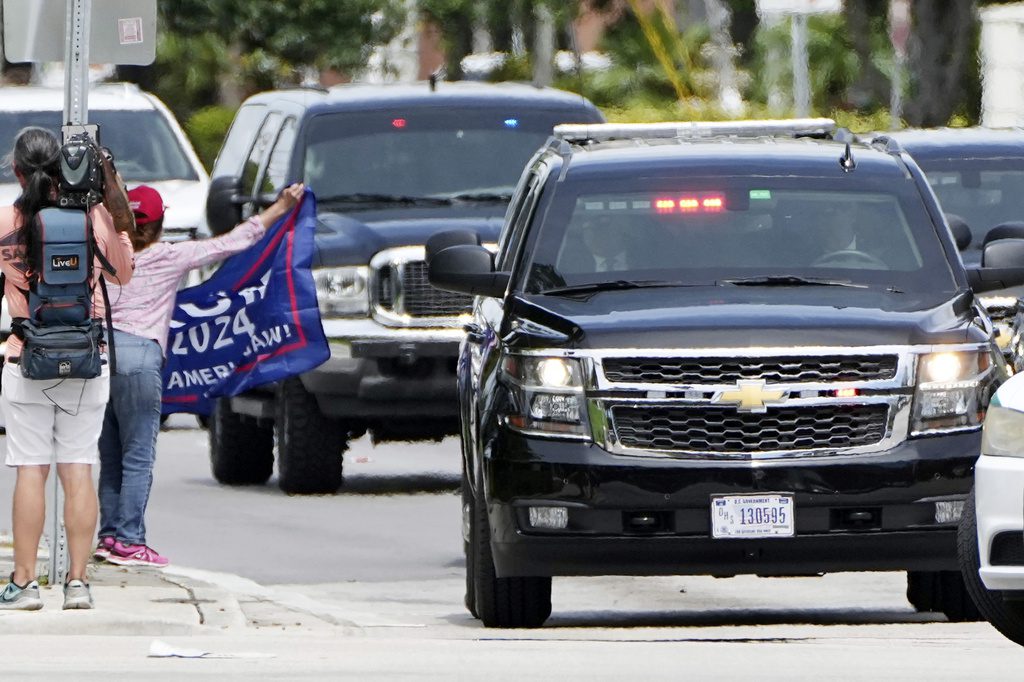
[401,261,473,316]
[602,355,899,385]
[612,404,889,454]
[990,531,1024,566]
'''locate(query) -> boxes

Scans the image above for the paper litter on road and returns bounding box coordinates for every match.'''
[148,640,276,659]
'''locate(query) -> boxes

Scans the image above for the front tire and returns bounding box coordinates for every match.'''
[959,487,1024,645]
[275,377,346,495]
[906,569,982,622]
[209,397,274,485]
[462,462,478,618]
[471,488,551,628]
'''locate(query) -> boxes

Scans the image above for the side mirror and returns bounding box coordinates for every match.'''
[946,214,971,250]
[425,229,481,263]
[206,175,243,236]
[983,222,1024,248]
[428,244,510,298]
[968,237,1024,292]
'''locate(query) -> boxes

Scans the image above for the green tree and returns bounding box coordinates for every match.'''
[120,0,403,119]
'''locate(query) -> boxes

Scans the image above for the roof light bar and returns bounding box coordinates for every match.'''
[553,118,837,144]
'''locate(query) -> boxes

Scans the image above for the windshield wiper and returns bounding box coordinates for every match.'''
[447,191,513,203]
[317,193,453,206]
[542,280,708,296]
[721,275,869,289]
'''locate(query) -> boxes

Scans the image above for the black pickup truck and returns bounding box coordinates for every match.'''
[429,120,1024,628]
[203,82,602,494]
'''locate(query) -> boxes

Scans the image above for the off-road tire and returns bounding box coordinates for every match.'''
[958,487,1024,645]
[906,569,982,622]
[209,397,274,485]
[471,489,551,628]
[275,377,346,495]
[462,462,478,618]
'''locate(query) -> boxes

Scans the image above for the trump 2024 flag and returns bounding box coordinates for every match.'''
[161,190,328,415]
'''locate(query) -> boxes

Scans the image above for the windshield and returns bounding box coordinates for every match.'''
[524,177,957,295]
[303,109,591,202]
[919,160,1024,248]
[0,110,198,183]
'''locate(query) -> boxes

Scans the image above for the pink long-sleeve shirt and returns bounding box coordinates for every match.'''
[108,216,266,353]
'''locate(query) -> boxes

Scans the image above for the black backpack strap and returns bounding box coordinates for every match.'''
[84,209,119,374]
[99,275,116,375]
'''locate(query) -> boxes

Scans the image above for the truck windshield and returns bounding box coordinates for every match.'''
[524,177,958,295]
[0,110,198,183]
[919,160,1024,247]
[303,109,588,202]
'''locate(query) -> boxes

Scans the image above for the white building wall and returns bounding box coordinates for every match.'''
[980,3,1024,127]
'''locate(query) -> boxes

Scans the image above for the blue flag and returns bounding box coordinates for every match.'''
[161,190,328,415]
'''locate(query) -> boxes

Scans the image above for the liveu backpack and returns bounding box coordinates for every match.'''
[4,206,116,380]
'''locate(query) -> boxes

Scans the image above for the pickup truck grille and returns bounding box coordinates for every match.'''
[602,356,898,385]
[372,253,473,323]
[611,404,889,454]
[401,261,474,316]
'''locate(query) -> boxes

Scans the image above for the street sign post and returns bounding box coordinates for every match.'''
[888,0,910,129]
[2,0,155,585]
[756,0,843,117]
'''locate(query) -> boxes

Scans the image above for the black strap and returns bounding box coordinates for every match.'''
[99,275,116,375]
[84,206,117,373]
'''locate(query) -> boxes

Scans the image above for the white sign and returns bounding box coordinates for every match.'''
[756,0,843,16]
[711,494,795,538]
[2,0,156,64]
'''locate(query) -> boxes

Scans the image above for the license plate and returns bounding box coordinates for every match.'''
[711,494,794,539]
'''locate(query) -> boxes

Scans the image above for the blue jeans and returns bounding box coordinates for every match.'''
[97,330,163,546]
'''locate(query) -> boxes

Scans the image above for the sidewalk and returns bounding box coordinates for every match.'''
[0,541,246,635]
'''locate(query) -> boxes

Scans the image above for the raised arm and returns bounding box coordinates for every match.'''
[99,148,137,235]
[169,183,306,272]
[91,203,135,284]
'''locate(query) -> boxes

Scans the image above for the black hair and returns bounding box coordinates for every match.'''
[11,126,60,275]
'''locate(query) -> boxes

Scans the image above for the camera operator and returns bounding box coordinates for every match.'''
[0,127,135,611]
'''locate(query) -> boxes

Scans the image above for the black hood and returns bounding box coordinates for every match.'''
[313,204,504,267]
[504,286,983,349]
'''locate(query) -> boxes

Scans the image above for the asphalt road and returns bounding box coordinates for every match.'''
[0,415,464,585]
[3,417,1024,679]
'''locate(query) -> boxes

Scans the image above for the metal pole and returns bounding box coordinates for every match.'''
[790,13,811,117]
[890,56,904,130]
[63,0,91,126]
[49,0,92,586]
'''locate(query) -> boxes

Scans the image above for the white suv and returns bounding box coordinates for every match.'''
[0,82,210,240]
[959,373,1024,646]
[0,83,210,426]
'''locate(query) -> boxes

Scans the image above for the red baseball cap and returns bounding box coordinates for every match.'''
[127,185,165,225]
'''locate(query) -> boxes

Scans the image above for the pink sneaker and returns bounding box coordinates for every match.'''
[106,541,169,568]
[93,536,115,560]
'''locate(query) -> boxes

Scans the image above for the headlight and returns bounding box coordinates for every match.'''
[502,355,589,438]
[912,350,992,434]
[314,266,369,317]
[981,405,1024,458]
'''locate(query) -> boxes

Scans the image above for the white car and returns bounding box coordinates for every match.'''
[959,373,1024,645]
[0,83,210,427]
[0,82,210,240]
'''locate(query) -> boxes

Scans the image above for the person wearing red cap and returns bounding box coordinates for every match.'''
[95,181,304,568]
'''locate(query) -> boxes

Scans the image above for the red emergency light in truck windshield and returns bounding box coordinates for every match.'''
[653,194,726,214]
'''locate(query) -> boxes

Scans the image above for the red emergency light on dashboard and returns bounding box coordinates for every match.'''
[653,194,726,214]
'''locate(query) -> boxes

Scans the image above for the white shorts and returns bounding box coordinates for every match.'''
[1,361,109,466]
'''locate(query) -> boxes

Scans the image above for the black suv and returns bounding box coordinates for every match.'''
[878,128,1024,358]
[429,120,1024,628]
[204,82,602,494]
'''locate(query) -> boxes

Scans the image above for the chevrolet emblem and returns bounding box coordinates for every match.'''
[713,380,787,413]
